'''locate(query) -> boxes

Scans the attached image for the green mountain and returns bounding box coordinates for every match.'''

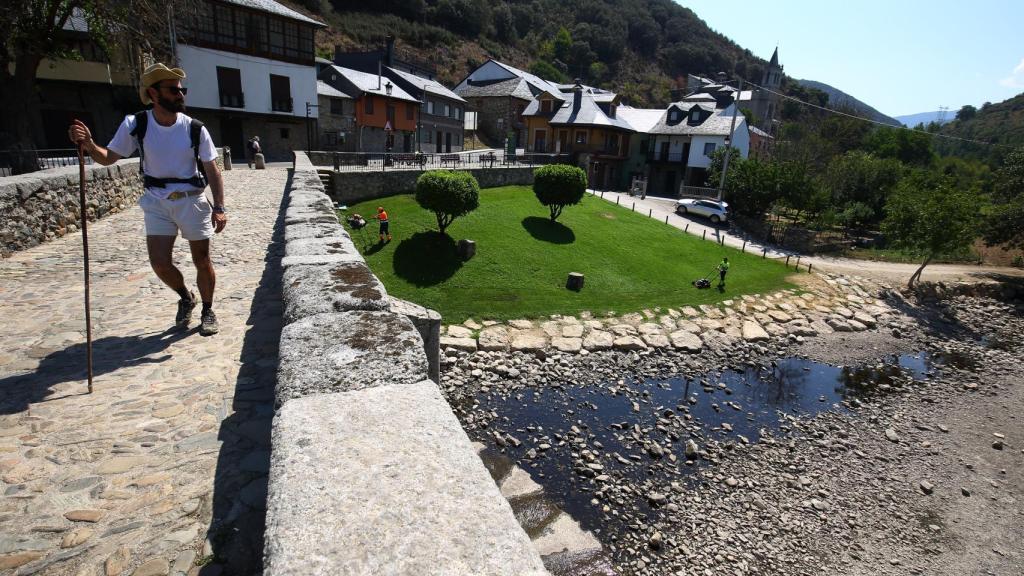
[796,79,900,126]
[284,0,784,108]
[936,94,1024,161]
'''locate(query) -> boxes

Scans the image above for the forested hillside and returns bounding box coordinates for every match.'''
[284,0,794,108]
[796,79,900,126]
[936,95,1024,163]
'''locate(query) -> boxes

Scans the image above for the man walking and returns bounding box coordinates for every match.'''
[68,63,227,336]
[718,257,730,287]
[246,136,261,169]
[375,206,391,243]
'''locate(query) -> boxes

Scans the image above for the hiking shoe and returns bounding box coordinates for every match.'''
[199,309,219,336]
[176,292,197,328]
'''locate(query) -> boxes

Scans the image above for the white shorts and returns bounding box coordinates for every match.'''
[139,192,214,241]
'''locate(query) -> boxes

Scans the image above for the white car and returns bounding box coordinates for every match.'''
[675,198,729,224]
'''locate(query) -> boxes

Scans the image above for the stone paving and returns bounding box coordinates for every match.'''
[0,167,288,575]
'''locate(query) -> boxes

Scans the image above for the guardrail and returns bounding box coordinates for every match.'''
[312,151,570,172]
[1,148,97,177]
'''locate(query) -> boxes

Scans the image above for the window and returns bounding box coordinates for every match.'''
[455,107,461,119]
[216,67,243,108]
[427,101,434,115]
[268,19,284,56]
[575,130,587,145]
[540,99,551,113]
[444,104,450,117]
[325,132,338,146]
[425,131,432,143]
[364,97,374,115]
[703,142,716,156]
[386,105,396,126]
[184,7,314,64]
[330,98,346,115]
[280,128,289,139]
[270,74,292,112]
[283,21,300,59]
[406,104,414,120]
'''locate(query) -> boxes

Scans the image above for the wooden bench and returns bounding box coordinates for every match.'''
[439,154,461,167]
[393,153,426,167]
[479,152,497,168]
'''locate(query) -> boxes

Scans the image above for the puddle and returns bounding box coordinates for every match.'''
[465,353,942,539]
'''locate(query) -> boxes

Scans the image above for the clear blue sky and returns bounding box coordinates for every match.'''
[675,0,1024,117]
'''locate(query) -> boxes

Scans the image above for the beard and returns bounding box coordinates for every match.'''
[156,95,186,113]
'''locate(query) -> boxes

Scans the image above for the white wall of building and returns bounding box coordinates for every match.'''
[177,45,318,118]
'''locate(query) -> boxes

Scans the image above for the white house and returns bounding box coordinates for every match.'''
[175,0,326,161]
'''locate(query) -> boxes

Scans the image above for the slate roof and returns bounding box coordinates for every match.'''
[749,125,772,138]
[548,91,634,132]
[317,80,351,99]
[386,67,465,103]
[616,107,664,133]
[491,60,564,95]
[221,0,326,26]
[62,8,89,33]
[649,107,747,136]
[456,77,536,101]
[325,65,419,103]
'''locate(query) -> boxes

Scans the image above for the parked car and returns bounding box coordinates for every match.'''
[675,198,729,224]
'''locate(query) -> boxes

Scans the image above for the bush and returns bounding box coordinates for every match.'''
[533,164,588,221]
[415,170,480,234]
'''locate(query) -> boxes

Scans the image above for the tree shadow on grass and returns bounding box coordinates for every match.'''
[393,231,463,287]
[521,216,575,244]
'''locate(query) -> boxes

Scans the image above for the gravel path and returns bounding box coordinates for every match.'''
[0,168,288,575]
[592,191,1024,285]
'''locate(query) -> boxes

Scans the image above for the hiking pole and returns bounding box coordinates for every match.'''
[77,141,94,394]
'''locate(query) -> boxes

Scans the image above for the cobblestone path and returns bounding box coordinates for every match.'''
[0,167,289,575]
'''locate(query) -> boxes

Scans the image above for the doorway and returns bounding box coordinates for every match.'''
[436,131,442,153]
[221,117,245,161]
[445,132,452,153]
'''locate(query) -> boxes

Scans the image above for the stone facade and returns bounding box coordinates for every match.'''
[316,94,357,151]
[464,96,528,148]
[188,108,304,163]
[1,151,224,257]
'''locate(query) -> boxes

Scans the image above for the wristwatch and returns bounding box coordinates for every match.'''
[213,205,227,214]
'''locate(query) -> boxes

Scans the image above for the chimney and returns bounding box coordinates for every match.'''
[572,79,583,115]
[385,35,395,67]
[333,44,343,62]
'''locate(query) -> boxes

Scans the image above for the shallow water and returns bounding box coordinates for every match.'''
[469,352,944,536]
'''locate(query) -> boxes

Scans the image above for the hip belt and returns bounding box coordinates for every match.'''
[144,174,207,190]
[163,189,206,200]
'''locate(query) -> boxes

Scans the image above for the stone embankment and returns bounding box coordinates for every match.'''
[323,166,535,205]
[263,153,547,575]
[0,153,225,257]
[439,274,892,356]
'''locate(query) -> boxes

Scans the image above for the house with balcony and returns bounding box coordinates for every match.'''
[454,60,564,150]
[644,99,749,196]
[333,38,465,153]
[523,82,635,189]
[175,0,326,161]
[318,65,420,153]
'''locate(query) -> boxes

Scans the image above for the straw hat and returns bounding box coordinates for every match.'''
[139,63,186,105]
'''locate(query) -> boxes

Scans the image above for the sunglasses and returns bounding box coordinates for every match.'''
[154,84,188,96]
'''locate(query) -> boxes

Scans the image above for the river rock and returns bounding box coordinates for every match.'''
[742,321,769,342]
[669,331,702,352]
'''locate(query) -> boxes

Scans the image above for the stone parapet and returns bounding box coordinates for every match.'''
[1,149,224,257]
[323,167,536,205]
[265,152,546,575]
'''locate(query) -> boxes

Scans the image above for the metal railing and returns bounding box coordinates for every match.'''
[648,151,687,163]
[678,185,719,199]
[272,97,293,112]
[1,148,94,177]
[220,92,245,108]
[310,151,570,173]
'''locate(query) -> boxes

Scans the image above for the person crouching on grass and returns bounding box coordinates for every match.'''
[68,63,227,336]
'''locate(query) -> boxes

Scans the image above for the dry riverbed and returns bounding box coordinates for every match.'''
[441,291,1023,576]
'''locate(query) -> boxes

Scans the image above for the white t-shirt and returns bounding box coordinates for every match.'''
[107,111,217,199]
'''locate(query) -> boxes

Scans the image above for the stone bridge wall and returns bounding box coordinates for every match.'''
[321,167,536,205]
[0,151,225,258]
[262,152,547,575]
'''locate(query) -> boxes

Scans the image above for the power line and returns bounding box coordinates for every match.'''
[738,77,1015,149]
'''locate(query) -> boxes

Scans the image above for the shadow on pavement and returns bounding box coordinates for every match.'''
[0,328,194,415]
[203,170,289,575]
[521,216,576,245]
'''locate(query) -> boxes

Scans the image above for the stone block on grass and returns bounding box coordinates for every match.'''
[264,381,548,576]
[276,311,427,406]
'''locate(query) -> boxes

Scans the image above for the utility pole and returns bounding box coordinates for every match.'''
[717,78,743,202]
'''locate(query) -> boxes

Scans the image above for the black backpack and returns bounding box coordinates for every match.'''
[129,110,208,189]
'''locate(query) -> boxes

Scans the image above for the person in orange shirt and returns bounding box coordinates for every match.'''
[375,206,391,243]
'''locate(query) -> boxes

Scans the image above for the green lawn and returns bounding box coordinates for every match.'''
[343,186,795,323]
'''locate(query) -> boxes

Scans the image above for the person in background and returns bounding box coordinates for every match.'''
[718,257,730,287]
[246,136,261,169]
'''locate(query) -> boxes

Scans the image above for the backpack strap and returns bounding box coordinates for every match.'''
[128,110,148,176]
[189,119,208,188]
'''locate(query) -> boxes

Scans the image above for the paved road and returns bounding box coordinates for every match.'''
[591,191,1024,285]
[0,168,288,575]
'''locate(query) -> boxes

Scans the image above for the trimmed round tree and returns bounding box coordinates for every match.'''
[533,164,588,221]
[415,170,480,235]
